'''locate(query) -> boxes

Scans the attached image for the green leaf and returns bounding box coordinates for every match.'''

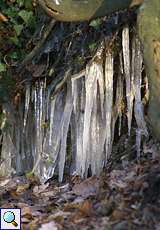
[9,36,19,46]
[16,0,25,8]
[9,51,19,60]
[3,6,18,18]
[14,24,23,36]
[18,10,34,26]
[24,0,33,10]
[89,18,102,29]
[89,42,97,52]
[0,63,6,73]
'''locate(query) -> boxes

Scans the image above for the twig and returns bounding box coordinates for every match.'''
[71,69,86,80]
[17,19,56,72]
[52,69,86,98]
[51,69,71,98]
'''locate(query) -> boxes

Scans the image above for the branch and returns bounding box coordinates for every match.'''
[17,18,56,72]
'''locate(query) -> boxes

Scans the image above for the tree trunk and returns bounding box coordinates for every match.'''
[138,0,160,138]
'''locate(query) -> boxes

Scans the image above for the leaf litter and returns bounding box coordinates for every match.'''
[0,143,160,230]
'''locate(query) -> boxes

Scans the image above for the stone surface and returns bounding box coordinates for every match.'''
[38,0,143,21]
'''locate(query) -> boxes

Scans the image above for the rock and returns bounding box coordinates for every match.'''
[38,0,143,21]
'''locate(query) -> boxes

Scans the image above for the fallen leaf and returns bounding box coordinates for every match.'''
[33,183,49,195]
[0,178,10,187]
[97,200,115,216]
[109,170,127,189]
[64,200,93,217]
[78,200,93,216]
[112,220,129,230]
[111,209,125,221]
[39,221,58,230]
[21,217,30,223]
[16,183,30,193]
[21,206,32,218]
[72,176,100,198]
[58,183,70,193]
[0,13,8,22]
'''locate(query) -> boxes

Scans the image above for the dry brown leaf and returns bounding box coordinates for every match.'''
[33,183,49,195]
[10,190,19,199]
[64,200,93,217]
[63,202,79,212]
[72,176,100,198]
[78,200,93,216]
[109,170,127,189]
[21,217,31,223]
[0,13,8,22]
[0,178,10,187]
[111,209,125,221]
[39,221,58,230]
[17,202,29,208]
[71,175,82,185]
[21,206,32,218]
[68,212,85,224]
[16,183,30,193]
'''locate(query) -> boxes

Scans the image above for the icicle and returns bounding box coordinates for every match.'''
[117,75,124,137]
[117,53,125,136]
[69,113,76,175]
[105,50,114,161]
[72,78,78,113]
[90,96,106,175]
[1,23,150,182]
[1,104,24,174]
[58,83,73,182]
[122,26,134,135]
[39,81,43,133]
[90,97,97,175]
[46,79,58,121]
[23,83,30,130]
[90,44,106,175]
[42,92,64,181]
[82,63,103,176]
[133,37,148,156]
[74,79,85,175]
[49,98,56,145]
[96,42,105,118]
[0,133,16,176]
[82,64,97,176]
[81,43,105,177]
[134,38,148,134]
[32,80,46,177]
[136,129,142,159]
[112,71,124,138]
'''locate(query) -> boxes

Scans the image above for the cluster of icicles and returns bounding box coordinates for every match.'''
[1,26,148,182]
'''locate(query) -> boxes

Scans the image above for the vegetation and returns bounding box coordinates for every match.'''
[0,0,37,101]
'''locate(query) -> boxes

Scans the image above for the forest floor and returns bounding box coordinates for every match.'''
[0,140,160,230]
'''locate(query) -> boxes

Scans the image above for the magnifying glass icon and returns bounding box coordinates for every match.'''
[3,211,18,227]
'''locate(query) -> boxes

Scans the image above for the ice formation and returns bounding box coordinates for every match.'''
[0,27,148,182]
